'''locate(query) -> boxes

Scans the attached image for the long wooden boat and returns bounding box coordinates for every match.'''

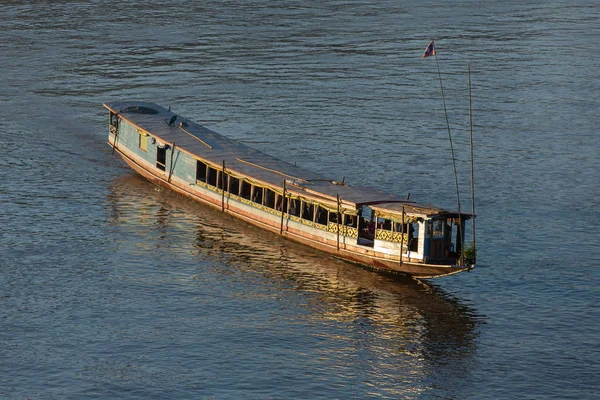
[104,101,474,278]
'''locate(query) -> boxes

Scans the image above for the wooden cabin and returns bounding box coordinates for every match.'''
[105,101,473,278]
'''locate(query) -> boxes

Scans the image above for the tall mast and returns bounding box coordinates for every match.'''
[432,42,464,264]
[468,64,476,256]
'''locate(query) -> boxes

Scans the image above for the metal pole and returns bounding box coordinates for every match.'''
[468,64,476,257]
[111,116,119,155]
[168,143,176,182]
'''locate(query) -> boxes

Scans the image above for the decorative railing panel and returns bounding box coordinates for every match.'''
[289,215,302,223]
[327,223,358,238]
[300,218,314,227]
[314,222,328,232]
[375,229,408,245]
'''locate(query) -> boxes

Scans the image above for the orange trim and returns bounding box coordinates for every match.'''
[236,157,307,183]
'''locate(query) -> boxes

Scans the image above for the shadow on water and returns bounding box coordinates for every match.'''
[106,174,483,374]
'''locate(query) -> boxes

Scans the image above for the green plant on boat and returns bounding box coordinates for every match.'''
[463,242,477,265]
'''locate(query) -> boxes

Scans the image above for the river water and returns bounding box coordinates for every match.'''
[1,1,599,399]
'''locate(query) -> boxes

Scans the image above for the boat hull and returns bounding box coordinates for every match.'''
[110,142,470,279]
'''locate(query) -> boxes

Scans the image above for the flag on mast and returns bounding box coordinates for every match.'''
[422,40,436,58]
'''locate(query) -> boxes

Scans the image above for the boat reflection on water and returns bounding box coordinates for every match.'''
[106,174,482,393]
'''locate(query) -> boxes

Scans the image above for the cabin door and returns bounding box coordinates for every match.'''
[357,206,375,247]
[429,219,447,261]
[156,146,167,171]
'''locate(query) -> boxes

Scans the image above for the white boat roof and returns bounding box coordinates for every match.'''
[104,100,466,218]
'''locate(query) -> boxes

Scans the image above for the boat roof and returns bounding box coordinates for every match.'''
[104,100,467,218]
[370,203,472,219]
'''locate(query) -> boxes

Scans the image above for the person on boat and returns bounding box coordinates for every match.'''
[303,204,312,220]
[351,215,357,227]
[345,215,356,227]
[288,199,298,216]
[367,220,375,240]
[445,222,456,258]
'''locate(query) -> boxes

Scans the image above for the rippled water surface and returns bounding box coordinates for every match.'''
[1,1,599,399]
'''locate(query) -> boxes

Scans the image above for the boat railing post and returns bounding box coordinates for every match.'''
[221,160,226,212]
[226,163,231,207]
[336,194,340,251]
[111,115,119,155]
[168,142,176,182]
[400,206,405,266]
[279,180,287,235]
[407,224,411,263]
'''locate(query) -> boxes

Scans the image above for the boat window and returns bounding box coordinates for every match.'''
[301,202,315,222]
[344,214,357,228]
[316,206,328,225]
[196,161,207,183]
[358,216,375,243]
[409,222,419,252]
[275,195,287,212]
[394,222,408,233]
[329,210,339,224]
[264,188,276,209]
[156,147,166,171]
[288,198,300,217]
[139,132,148,152]
[432,219,445,238]
[218,172,225,190]
[240,181,252,200]
[252,186,263,204]
[381,219,392,231]
[450,220,460,256]
[229,176,240,195]
[207,167,218,187]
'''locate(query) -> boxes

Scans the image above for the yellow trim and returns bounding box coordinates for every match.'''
[289,215,302,223]
[374,210,416,224]
[300,218,314,227]
[179,126,213,149]
[236,157,307,183]
[314,222,328,231]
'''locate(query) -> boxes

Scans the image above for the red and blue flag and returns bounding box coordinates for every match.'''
[422,40,436,58]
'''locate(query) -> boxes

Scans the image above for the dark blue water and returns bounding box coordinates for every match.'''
[1,1,599,398]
